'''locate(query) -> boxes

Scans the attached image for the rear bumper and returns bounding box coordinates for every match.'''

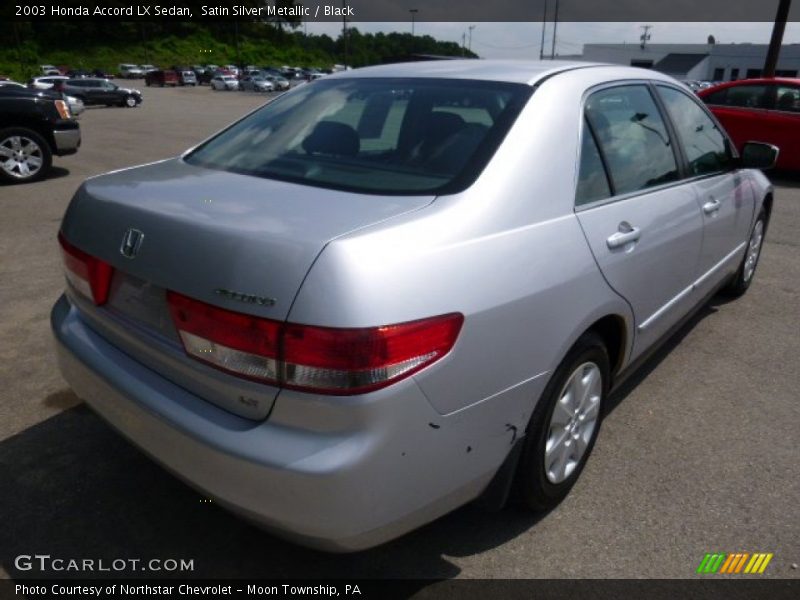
[51,295,530,551]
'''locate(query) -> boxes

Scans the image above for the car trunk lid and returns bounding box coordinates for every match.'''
[60,158,434,418]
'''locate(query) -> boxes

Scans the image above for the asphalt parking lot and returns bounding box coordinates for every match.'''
[0,82,798,582]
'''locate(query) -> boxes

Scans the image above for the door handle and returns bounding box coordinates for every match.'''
[703,198,721,215]
[606,222,641,249]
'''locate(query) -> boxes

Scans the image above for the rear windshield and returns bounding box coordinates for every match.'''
[185,77,532,195]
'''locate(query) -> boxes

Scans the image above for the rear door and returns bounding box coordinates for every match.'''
[574,84,704,359]
[656,84,754,293]
[82,79,104,103]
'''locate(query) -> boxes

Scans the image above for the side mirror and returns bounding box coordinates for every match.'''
[740,142,779,170]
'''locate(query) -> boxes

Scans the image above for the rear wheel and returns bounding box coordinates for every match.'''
[722,209,766,297]
[516,333,609,511]
[0,128,52,184]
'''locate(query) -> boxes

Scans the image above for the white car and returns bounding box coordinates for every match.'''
[264,75,290,91]
[30,76,69,90]
[65,95,85,116]
[211,75,239,91]
[118,64,144,79]
[40,64,61,76]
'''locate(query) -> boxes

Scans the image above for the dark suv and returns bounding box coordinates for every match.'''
[0,86,80,183]
[63,78,142,108]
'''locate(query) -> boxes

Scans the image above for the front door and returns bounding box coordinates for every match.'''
[656,85,755,293]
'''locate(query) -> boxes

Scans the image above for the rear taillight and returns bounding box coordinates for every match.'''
[58,232,114,305]
[167,291,463,395]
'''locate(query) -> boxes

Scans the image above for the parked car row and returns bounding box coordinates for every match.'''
[682,80,718,93]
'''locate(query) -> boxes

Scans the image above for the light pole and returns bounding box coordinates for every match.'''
[468,25,475,53]
[409,9,418,36]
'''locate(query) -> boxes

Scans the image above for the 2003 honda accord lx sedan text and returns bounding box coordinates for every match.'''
[52,60,777,551]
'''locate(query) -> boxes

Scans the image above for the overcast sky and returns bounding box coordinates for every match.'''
[303,22,800,59]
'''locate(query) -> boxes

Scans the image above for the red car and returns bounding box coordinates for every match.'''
[145,69,179,87]
[699,78,800,170]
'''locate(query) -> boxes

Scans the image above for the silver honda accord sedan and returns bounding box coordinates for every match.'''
[52,60,776,551]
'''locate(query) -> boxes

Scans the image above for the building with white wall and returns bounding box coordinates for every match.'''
[582,43,800,81]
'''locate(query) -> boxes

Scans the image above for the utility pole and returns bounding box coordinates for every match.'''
[462,31,467,56]
[539,0,547,60]
[539,0,548,60]
[551,0,560,59]
[141,22,150,64]
[764,0,792,77]
[468,25,475,53]
[409,8,418,36]
[342,0,348,69]
[234,20,241,69]
[640,25,652,50]
[12,22,25,76]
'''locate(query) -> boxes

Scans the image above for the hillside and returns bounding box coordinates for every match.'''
[0,21,477,80]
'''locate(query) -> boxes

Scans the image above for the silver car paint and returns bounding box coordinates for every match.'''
[52,61,772,550]
[60,161,435,418]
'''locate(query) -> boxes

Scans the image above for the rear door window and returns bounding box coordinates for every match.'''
[584,85,679,196]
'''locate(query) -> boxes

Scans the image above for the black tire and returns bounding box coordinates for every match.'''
[0,127,53,184]
[515,332,610,511]
[721,209,767,298]
[123,94,138,108]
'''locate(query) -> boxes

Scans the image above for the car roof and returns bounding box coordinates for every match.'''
[323,59,651,86]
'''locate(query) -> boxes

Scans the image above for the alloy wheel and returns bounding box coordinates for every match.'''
[743,220,764,284]
[544,362,603,484]
[0,135,44,180]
